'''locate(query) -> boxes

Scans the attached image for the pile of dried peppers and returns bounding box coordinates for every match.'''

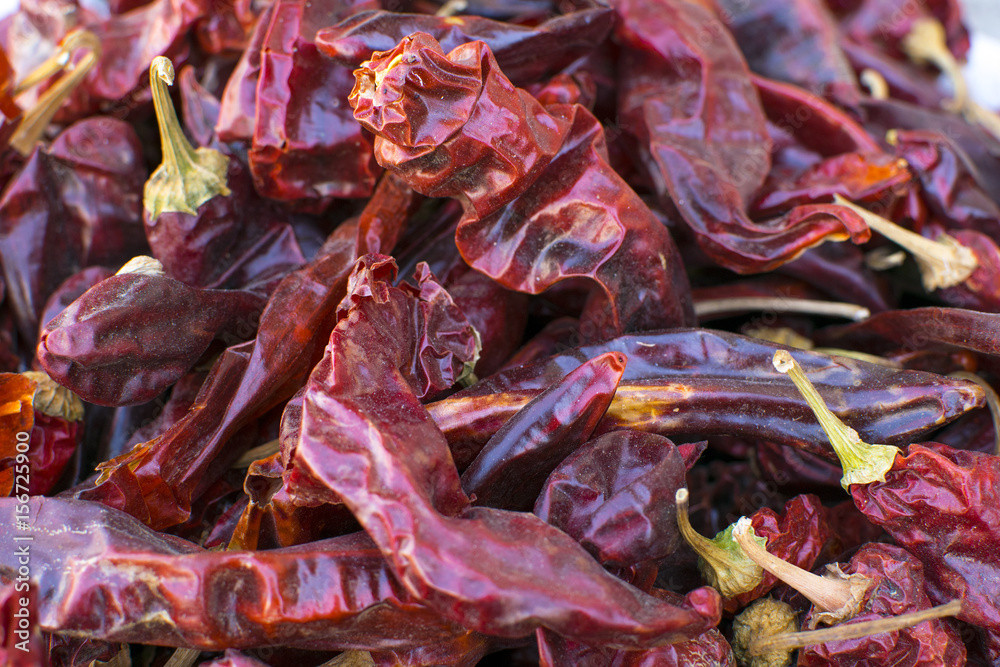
[1,0,999,664]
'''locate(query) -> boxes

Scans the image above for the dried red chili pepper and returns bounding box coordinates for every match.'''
[215,3,274,143]
[890,129,1000,242]
[774,348,1000,642]
[461,351,625,511]
[716,0,860,108]
[427,329,984,469]
[84,168,418,528]
[284,254,722,646]
[37,257,267,406]
[734,526,966,667]
[536,589,735,667]
[615,0,870,273]
[248,0,381,208]
[349,31,695,339]
[0,116,147,341]
[0,497,468,649]
[534,430,687,569]
[316,5,613,86]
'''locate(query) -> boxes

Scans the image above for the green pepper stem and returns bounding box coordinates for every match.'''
[675,488,764,598]
[834,195,977,291]
[734,517,870,625]
[144,56,230,221]
[772,349,900,489]
[749,599,962,654]
[9,30,101,156]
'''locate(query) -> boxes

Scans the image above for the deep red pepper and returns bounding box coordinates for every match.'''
[461,351,625,511]
[349,32,695,339]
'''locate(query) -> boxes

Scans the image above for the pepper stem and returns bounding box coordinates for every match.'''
[144,56,230,221]
[675,488,765,598]
[772,349,900,489]
[694,296,870,322]
[749,599,962,654]
[900,18,967,112]
[733,517,870,626]
[833,195,977,291]
[9,29,101,156]
[900,18,1000,142]
[859,68,889,100]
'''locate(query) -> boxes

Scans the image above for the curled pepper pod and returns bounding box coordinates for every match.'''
[676,490,830,613]
[37,256,268,406]
[460,350,626,511]
[615,0,871,273]
[350,31,694,339]
[774,348,1000,640]
[733,524,966,667]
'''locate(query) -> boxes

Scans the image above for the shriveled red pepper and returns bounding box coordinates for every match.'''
[427,329,984,468]
[247,0,381,208]
[284,254,722,647]
[716,0,860,108]
[0,115,148,341]
[536,590,735,666]
[774,348,1000,643]
[615,0,870,273]
[349,31,695,339]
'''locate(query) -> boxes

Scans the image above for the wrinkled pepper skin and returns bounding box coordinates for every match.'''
[0,498,467,650]
[461,350,626,511]
[285,255,723,648]
[798,543,967,667]
[350,32,695,339]
[615,0,870,273]
[850,443,1000,640]
[535,430,688,569]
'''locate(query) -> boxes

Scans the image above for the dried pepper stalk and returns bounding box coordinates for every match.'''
[676,489,830,613]
[349,31,694,339]
[733,523,966,666]
[284,255,722,647]
[774,348,1000,641]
